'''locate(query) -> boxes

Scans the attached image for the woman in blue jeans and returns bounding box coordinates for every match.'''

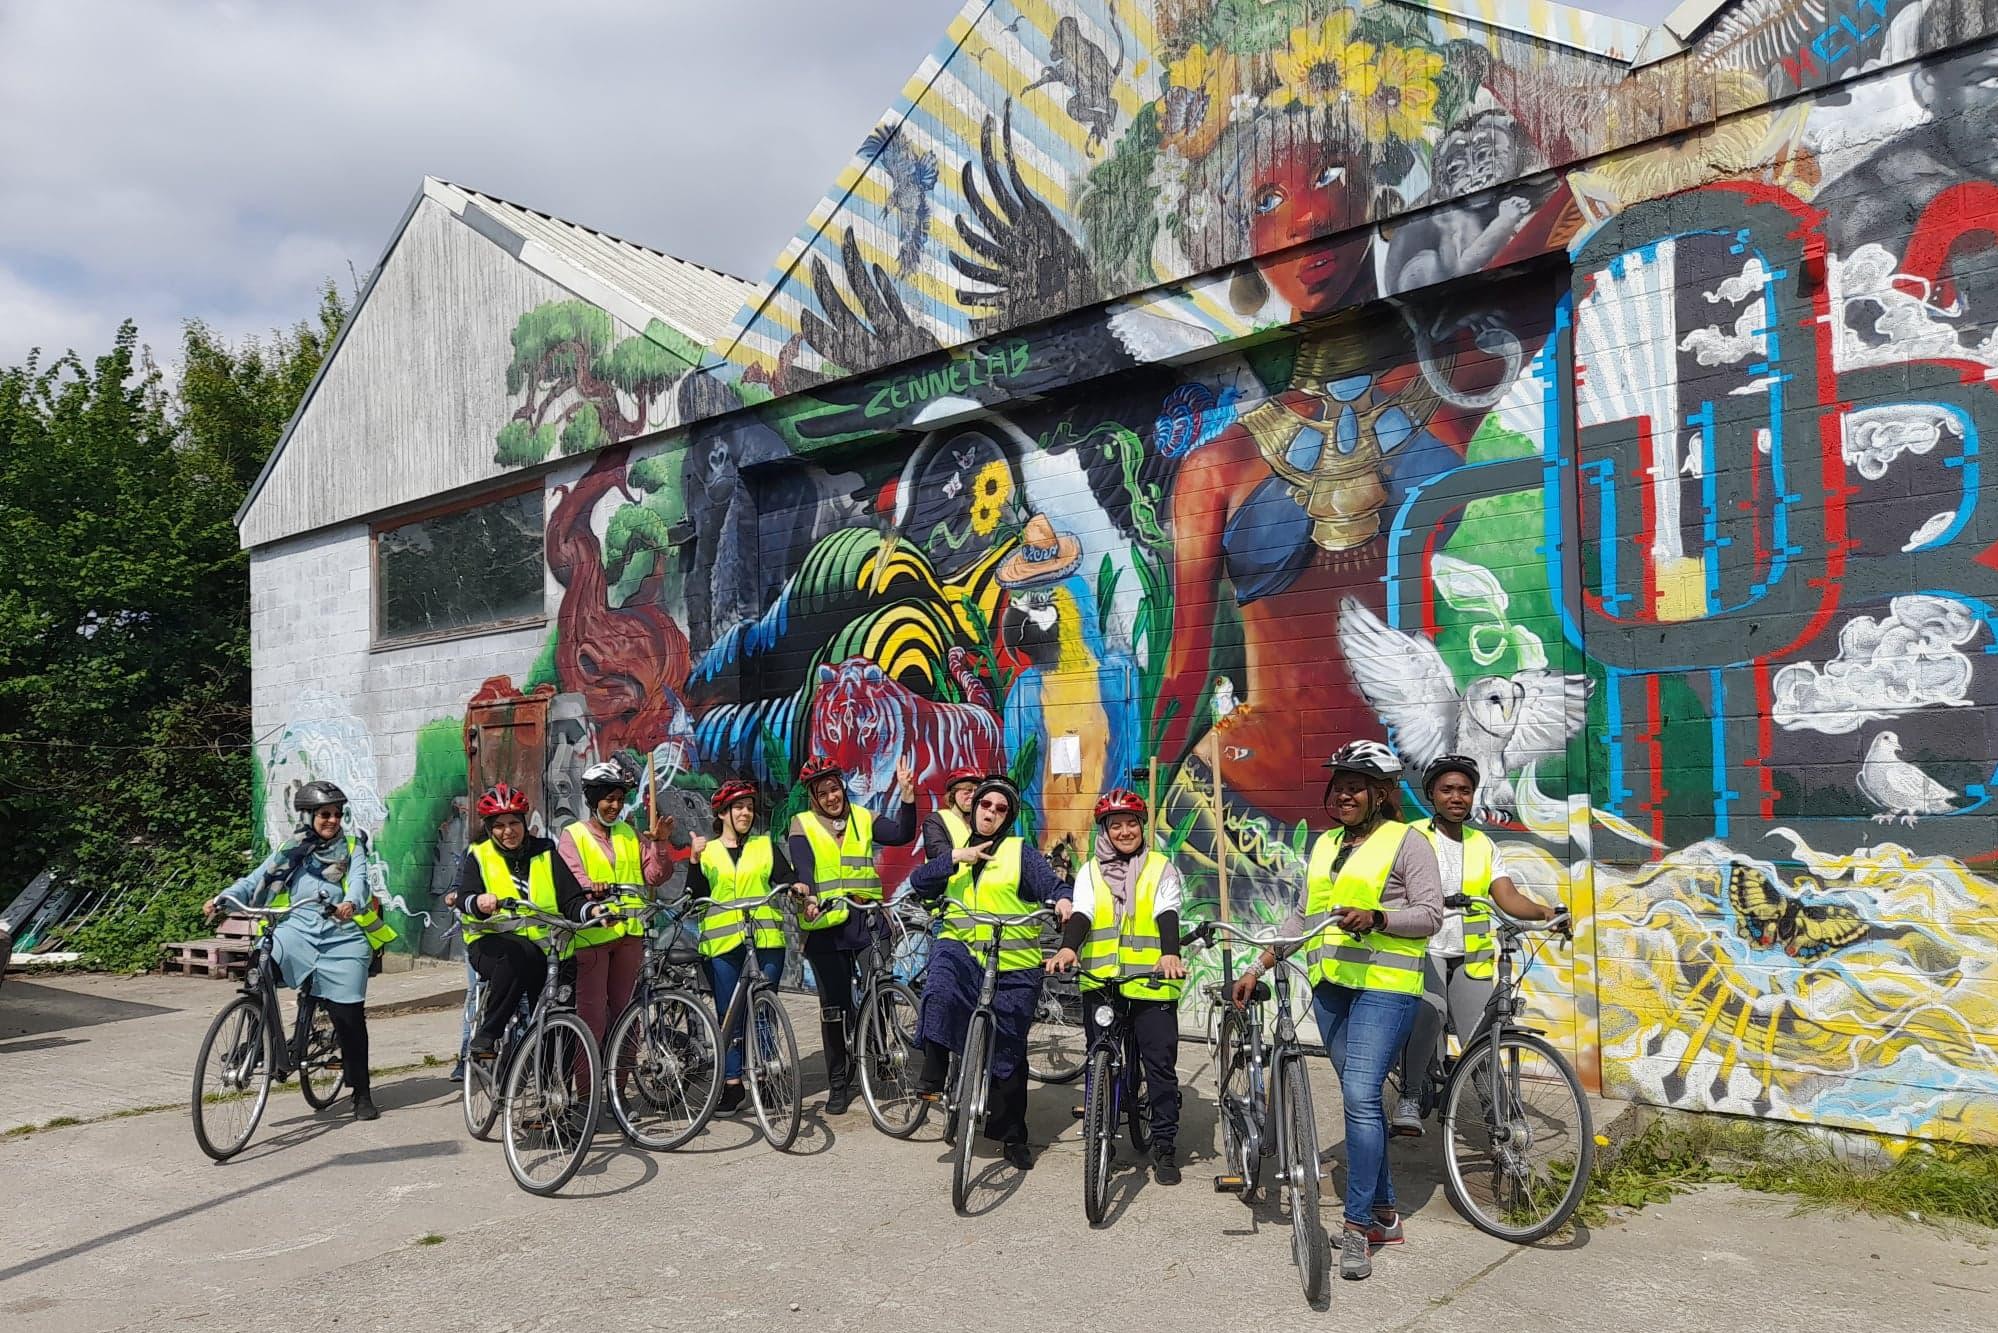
[1232,740,1442,1280]
[687,780,793,1113]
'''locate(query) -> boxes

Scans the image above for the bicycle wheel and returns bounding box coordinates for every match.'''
[1215,1007,1262,1201]
[858,981,926,1138]
[296,996,347,1111]
[501,1013,600,1196]
[1025,975,1086,1084]
[1441,1031,1594,1243]
[1280,1056,1329,1304]
[192,995,274,1161]
[951,1012,991,1215]
[1082,1046,1113,1225]
[745,990,802,1151]
[607,990,722,1151]
[1124,1032,1152,1157]
[462,1044,501,1140]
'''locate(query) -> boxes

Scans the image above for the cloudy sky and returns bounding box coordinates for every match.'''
[0,0,1669,370]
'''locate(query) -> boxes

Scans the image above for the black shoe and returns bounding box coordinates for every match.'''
[469,1034,498,1058]
[1152,1144,1181,1186]
[351,1093,380,1121]
[718,1082,746,1113]
[1003,1141,1035,1171]
[826,1086,853,1116]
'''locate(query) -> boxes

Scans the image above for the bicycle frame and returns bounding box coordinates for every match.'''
[943,908,1056,1122]
[700,887,798,1075]
[215,892,329,1077]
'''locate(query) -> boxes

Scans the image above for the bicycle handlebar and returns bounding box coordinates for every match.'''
[1187,919,1317,952]
[212,891,331,922]
[1439,892,1571,936]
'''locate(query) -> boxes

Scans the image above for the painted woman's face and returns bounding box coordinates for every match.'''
[1250,145,1370,313]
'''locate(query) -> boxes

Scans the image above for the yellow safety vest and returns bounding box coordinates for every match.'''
[938,808,971,848]
[1412,818,1496,980]
[792,807,881,932]
[1075,851,1182,1002]
[697,837,786,958]
[939,838,1040,971]
[270,835,397,950]
[1303,821,1425,996]
[562,820,648,948]
[462,840,559,950]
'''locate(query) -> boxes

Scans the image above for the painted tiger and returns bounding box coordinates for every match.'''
[808,657,1005,812]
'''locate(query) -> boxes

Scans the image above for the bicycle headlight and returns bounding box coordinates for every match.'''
[1093,1004,1116,1028]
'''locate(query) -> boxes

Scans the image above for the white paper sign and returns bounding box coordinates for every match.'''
[1049,733,1083,776]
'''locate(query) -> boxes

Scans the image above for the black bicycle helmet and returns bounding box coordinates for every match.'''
[292,780,348,813]
[1422,754,1480,794]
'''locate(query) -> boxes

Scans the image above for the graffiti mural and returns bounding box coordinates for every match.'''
[253,1,1998,1143]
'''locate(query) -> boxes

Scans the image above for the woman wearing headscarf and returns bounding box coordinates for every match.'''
[207,780,396,1120]
[906,776,1071,1170]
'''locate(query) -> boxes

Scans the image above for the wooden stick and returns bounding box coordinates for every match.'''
[645,751,658,835]
[1209,703,1235,980]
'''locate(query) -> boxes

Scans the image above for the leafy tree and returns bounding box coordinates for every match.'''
[0,288,346,966]
[492,303,697,466]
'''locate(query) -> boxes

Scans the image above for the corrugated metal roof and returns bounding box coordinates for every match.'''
[424,178,764,347]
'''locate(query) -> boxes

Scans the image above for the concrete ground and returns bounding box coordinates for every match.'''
[0,973,1991,1332]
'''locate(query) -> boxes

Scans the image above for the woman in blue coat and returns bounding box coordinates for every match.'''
[208,780,395,1120]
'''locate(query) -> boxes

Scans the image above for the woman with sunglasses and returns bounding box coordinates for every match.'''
[906,776,1072,1170]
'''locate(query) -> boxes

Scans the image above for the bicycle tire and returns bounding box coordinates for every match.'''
[1082,1045,1114,1225]
[857,981,927,1138]
[1124,1026,1152,1157]
[501,1012,600,1196]
[745,990,802,1152]
[462,1044,502,1140]
[607,990,723,1151]
[951,1012,991,1215]
[296,998,347,1111]
[1280,1055,1329,1304]
[1025,977,1086,1084]
[193,994,274,1161]
[1215,1007,1261,1201]
[1440,1031,1594,1243]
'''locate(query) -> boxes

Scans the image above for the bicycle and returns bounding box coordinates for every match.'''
[1076,972,1174,1225]
[454,912,540,1143]
[192,892,352,1162]
[841,897,929,1137]
[683,887,804,1151]
[602,896,724,1151]
[933,906,1057,1215]
[1024,940,1087,1085]
[1427,897,1593,1243]
[469,899,632,1195]
[1184,920,1330,1305]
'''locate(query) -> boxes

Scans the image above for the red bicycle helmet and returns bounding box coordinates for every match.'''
[944,766,983,790]
[797,756,844,787]
[1094,788,1148,824]
[476,783,532,820]
[711,779,760,813]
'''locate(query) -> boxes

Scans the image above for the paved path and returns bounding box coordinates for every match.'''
[0,975,1991,1331]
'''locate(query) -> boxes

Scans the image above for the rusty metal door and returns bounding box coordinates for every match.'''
[464,677,556,833]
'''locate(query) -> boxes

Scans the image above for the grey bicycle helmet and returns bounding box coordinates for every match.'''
[292,780,348,813]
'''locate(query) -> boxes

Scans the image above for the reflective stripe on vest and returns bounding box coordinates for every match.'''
[463,841,557,949]
[1303,822,1424,995]
[564,820,647,947]
[1075,852,1181,1002]
[794,807,880,932]
[938,839,1040,971]
[697,837,786,957]
[939,808,971,848]
[1413,818,1496,980]
[269,835,395,948]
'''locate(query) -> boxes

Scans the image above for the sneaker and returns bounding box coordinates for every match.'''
[1002,1141,1035,1171]
[1391,1097,1425,1138]
[448,1060,465,1084]
[351,1093,380,1122]
[1339,1226,1372,1280]
[718,1082,746,1113]
[1152,1144,1181,1186]
[1366,1211,1405,1247]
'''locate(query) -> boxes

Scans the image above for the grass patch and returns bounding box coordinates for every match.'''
[415,1234,446,1246]
[1584,1114,1998,1231]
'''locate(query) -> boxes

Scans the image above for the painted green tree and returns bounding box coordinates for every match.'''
[493,302,701,466]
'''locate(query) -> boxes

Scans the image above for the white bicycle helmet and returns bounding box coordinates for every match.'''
[1323,739,1403,779]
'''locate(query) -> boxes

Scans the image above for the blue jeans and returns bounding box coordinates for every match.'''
[1313,982,1421,1230]
[704,944,786,1082]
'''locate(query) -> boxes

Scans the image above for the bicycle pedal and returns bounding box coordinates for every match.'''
[1214,1174,1243,1192]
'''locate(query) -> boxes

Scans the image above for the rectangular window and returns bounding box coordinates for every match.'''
[374,487,545,646]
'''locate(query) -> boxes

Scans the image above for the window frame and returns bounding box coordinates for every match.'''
[368,479,550,652]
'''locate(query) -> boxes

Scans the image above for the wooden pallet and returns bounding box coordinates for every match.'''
[161,936,253,979]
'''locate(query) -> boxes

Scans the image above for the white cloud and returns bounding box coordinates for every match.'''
[1772,595,1984,735]
[0,0,951,367]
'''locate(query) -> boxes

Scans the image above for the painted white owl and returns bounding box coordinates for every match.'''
[1338,598,1593,821]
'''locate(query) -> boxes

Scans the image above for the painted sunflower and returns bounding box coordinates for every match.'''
[1350,44,1445,144]
[1270,13,1375,112]
[1160,42,1238,160]
[967,460,1011,535]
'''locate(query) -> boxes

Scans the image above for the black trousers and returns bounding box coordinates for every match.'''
[1083,991,1181,1148]
[469,934,546,1042]
[804,936,861,1092]
[918,1039,1032,1145]
[321,998,371,1096]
